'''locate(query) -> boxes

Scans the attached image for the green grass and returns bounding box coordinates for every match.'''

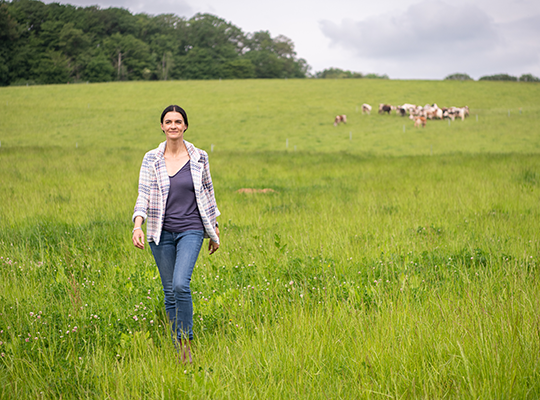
[0,80,539,398]
[1,79,539,154]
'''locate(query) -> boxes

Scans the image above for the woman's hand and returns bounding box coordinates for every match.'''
[132,227,145,250]
[209,227,220,255]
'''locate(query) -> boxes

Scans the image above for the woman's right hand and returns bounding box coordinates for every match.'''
[132,228,145,250]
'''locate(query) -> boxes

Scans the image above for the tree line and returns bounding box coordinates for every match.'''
[0,0,311,85]
[445,73,539,82]
[314,67,388,80]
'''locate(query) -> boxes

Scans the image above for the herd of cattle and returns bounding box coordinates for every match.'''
[334,103,470,128]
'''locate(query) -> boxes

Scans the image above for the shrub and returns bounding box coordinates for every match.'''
[444,73,473,81]
[364,73,389,79]
[519,73,540,82]
[315,68,363,79]
[479,73,518,81]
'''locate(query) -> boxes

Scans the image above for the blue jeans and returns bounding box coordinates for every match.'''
[150,230,204,341]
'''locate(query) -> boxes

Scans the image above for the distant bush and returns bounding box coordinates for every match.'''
[314,68,388,79]
[479,74,518,81]
[364,73,389,79]
[444,73,473,81]
[519,73,540,82]
[315,68,363,79]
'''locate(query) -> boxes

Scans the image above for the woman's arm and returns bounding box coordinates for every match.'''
[201,152,221,252]
[208,226,219,255]
[132,155,152,249]
[132,216,145,249]
[132,155,152,223]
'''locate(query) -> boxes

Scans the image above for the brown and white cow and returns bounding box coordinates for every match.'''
[362,103,372,114]
[414,116,427,128]
[334,114,347,126]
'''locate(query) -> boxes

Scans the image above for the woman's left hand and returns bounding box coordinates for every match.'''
[209,227,220,255]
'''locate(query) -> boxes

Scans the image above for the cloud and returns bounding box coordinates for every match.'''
[318,0,540,78]
[319,0,499,59]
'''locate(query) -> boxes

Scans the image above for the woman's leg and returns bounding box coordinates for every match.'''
[149,230,179,336]
[171,230,204,341]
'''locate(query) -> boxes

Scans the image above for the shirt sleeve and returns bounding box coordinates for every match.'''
[201,152,220,219]
[132,154,151,223]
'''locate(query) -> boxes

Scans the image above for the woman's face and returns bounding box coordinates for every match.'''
[161,111,187,140]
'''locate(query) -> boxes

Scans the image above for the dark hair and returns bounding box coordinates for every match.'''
[160,105,188,131]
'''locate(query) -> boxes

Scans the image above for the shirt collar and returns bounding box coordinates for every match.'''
[156,140,200,162]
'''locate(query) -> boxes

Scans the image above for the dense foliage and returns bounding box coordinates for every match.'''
[314,67,388,79]
[444,73,473,81]
[519,73,540,82]
[0,0,310,85]
[479,73,518,81]
[479,73,540,82]
[447,73,539,82]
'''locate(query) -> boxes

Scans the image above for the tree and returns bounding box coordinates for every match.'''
[175,47,221,79]
[243,31,307,78]
[58,23,91,80]
[479,74,518,81]
[364,73,388,79]
[222,59,255,79]
[187,13,245,56]
[315,68,363,79]
[244,49,284,78]
[444,73,473,81]
[0,2,19,85]
[314,68,388,79]
[7,0,48,35]
[519,73,540,82]
[103,33,154,80]
[35,50,70,84]
[84,53,114,82]
[159,51,174,80]
[2,0,311,84]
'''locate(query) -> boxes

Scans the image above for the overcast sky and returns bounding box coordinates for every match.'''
[42,0,540,79]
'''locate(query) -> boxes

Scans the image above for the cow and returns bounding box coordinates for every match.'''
[362,103,372,114]
[379,104,392,115]
[414,116,426,128]
[401,104,417,115]
[409,106,426,118]
[334,115,347,126]
[425,107,443,120]
[446,107,466,121]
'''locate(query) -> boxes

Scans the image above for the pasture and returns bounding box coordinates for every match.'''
[0,79,539,399]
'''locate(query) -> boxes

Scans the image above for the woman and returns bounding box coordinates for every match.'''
[132,105,220,362]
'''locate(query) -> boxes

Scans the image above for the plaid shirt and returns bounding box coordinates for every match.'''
[132,140,220,245]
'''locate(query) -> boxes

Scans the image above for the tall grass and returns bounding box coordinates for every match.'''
[0,80,539,398]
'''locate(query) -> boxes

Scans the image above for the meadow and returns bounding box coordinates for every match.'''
[0,79,539,399]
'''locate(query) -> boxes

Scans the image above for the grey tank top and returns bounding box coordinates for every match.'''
[162,162,204,233]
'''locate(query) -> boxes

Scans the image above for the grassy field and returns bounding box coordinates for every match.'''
[0,79,539,398]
